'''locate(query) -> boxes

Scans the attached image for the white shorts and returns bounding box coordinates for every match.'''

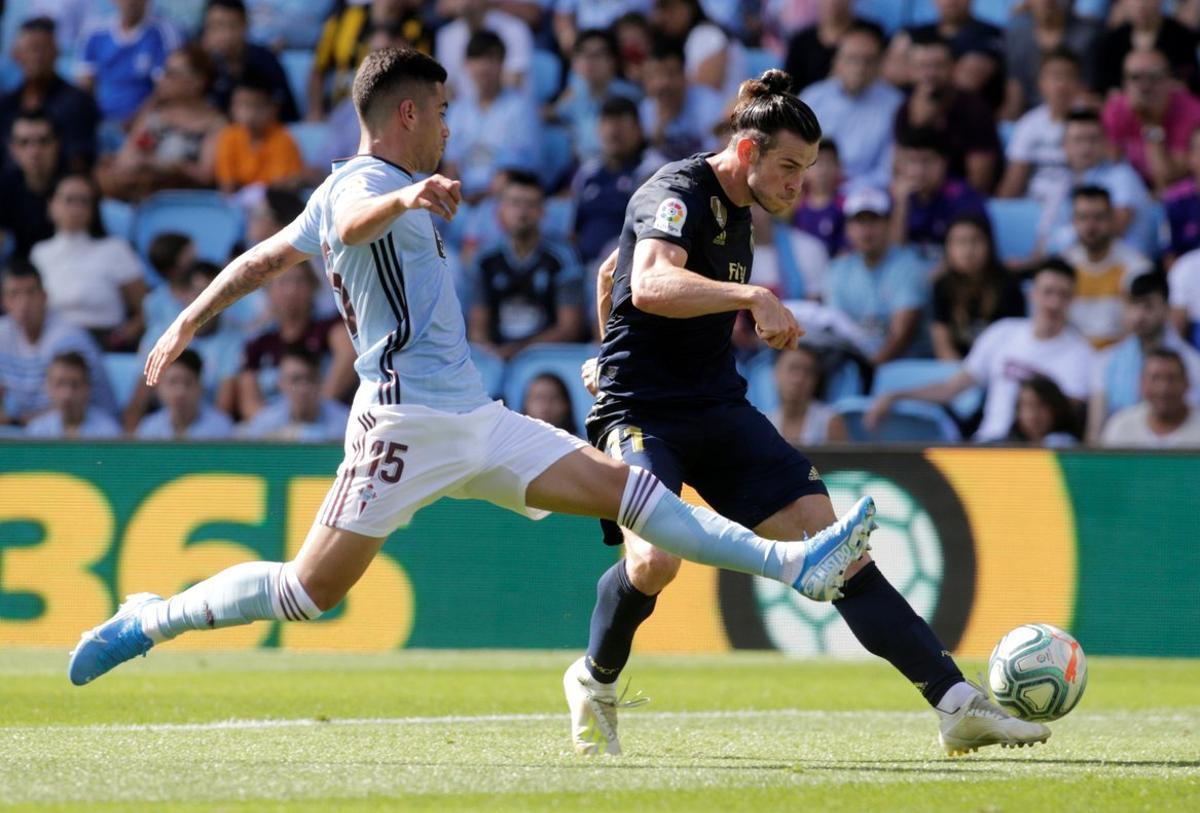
[316,400,588,537]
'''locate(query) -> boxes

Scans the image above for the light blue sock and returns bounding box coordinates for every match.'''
[140,561,322,642]
[617,467,799,584]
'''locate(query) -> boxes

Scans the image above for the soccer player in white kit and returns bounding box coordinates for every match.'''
[67,47,876,688]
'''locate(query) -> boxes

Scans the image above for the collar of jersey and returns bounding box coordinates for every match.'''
[331,153,414,179]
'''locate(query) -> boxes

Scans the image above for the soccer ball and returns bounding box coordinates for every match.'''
[988,623,1087,722]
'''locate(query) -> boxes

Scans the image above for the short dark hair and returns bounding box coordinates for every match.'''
[264,187,305,225]
[1065,108,1101,127]
[19,16,56,36]
[648,35,686,65]
[504,169,543,194]
[1033,256,1077,284]
[1071,184,1111,207]
[147,233,194,276]
[172,348,204,378]
[10,108,56,137]
[205,0,247,19]
[466,30,505,61]
[1129,270,1169,301]
[2,256,43,288]
[897,126,947,154]
[908,29,953,53]
[280,344,320,371]
[352,46,448,127]
[188,260,222,283]
[233,70,276,99]
[729,69,821,151]
[1040,45,1081,74]
[599,95,639,120]
[842,21,886,51]
[817,138,839,159]
[49,351,90,380]
[574,28,615,57]
[1144,347,1186,378]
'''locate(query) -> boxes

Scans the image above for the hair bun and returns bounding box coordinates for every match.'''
[738,69,793,103]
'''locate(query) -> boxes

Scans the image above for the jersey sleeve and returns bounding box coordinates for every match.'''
[280,188,324,256]
[630,177,705,253]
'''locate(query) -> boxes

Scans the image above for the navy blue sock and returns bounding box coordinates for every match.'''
[833,562,964,706]
[584,561,657,684]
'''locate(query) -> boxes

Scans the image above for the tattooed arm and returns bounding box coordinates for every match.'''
[145,232,311,385]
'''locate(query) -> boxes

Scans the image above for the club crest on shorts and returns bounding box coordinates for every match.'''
[654,197,687,237]
[356,482,378,518]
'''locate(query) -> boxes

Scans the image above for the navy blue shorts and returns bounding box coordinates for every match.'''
[587,398,829,544]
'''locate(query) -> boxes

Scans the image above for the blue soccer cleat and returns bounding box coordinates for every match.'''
[791,496,876,602]
[68,593,162,686]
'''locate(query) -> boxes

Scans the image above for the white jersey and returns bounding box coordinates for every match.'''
[283,154,490,413]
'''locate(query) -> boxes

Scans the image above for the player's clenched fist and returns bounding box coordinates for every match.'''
[748,287,804,350]
[397,174,462,221]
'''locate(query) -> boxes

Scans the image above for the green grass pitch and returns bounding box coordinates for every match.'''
[1,649,1197,811]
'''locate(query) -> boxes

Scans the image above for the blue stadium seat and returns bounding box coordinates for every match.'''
[469,343,505,399]
[133,191,244,264]
[542,197,575,239]
[741,47,781,81]
[872,358,984,421]
[538,125,574,191]
[100,198,135,241]
[973,0,1021,28]
[742,352,864,416]
[280,49,314,118]
[833,396,962,443]
[986,197,1043,263]
[103,352,142,411]
[1128,200,1167,259]
[0,57,21,94]
[288,121,330,167]
[501,343,599,434]
[855,0,907,34]
[531,49,562,103]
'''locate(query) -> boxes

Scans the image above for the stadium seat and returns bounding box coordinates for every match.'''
[531,49,562,103]
[288,121,330,167]
[855,0,907,34]
[742,351,865,416]
[133,191,244,264]
[872,358,983,421]
[997,120,1014,151]
[469,343,505,399]
[280,49,314,118]
[986,198,1043,263]
[0,57,21,94]
[542,198,575,239]
[100,198,135,241]
[741,47,781,81]
[501,343,599,434]
[103,352,142,411]
[538,125,574,191]
[833,396,962,443]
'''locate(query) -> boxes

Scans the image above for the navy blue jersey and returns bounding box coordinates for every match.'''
[594,153,754,405]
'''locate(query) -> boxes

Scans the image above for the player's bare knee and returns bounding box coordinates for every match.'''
[626,547,681,594]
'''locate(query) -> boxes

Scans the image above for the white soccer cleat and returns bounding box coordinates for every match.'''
[563,656,646,756]
[938,687,1051,756]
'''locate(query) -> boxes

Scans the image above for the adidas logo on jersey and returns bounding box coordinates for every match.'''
[713,231,726,245]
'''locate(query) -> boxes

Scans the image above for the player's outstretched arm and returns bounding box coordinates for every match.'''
[631,238,801,349]
[335,174,462,246]
[144,232,310,385]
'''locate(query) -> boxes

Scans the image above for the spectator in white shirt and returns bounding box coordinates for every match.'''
[24,351,121,439]
[436,0,533,100]
[1100,348,1200,447]
[996,46,1083,200]
[30,174,147,350]
[238,346,349,441]
[1168,246,1200,344]
[1061,185,1152,348]
[866,258,1095,441]
[136,348,234,440]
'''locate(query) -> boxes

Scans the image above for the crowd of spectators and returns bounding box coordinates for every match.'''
[3,0,1200,449]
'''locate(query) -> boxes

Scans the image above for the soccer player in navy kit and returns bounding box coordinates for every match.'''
[563,70,1051,757]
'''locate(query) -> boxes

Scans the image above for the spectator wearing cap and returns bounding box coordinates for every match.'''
[1087,271,1200,442]
[305,0,432,122]
[0,17,98,173]
[893,32,1001,194]
[791,139,844,258]
[1002,0,1100,118]
[1090,0,1200,97]
[0,111,61,258]
[1061,185,1153,349]
[1164,128,1200,262]
[0,260,116,425]
[783,0,880,93]
[77,0,181,126]
[824,188,931,365]
[555,29,642,164]
[96,43,227,203]
[571,96,662,266]
[24,352,121,439]
[889,126,987,253]
[202,0,299,122]
[1102,49,1200,194]
[1100,348,1200,448]
[468,172,586,359]
[237,346,349,441]
[997,47,1084,200]
[213,75,304,194]
[436,0,533,101]
[443,31,540,202]
[800,24,902,193]
[136,348,234,440]
[638,37,723,162]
